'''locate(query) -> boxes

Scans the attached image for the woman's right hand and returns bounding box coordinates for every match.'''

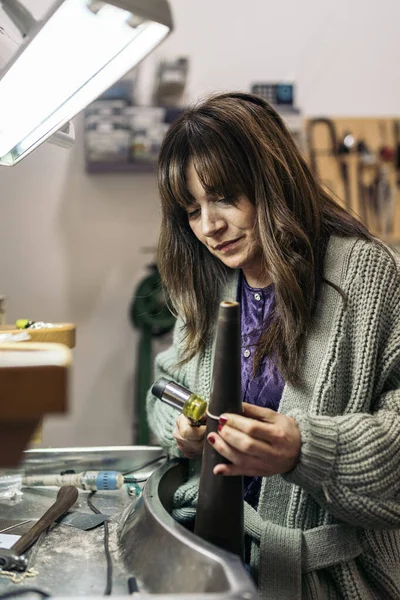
[173,414,206,458]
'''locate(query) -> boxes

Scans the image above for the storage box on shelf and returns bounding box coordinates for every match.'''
[85,99,131,166]
[84,98,183,173]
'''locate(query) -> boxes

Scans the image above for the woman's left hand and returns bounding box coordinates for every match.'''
[207,402,301,477]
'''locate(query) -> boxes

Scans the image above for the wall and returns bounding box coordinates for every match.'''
[0,0,399,446]
[0,118,161,446]
[144,0,400,116]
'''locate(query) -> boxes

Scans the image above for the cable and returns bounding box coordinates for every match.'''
[87,492,112,596]
[122,455,167,476]
[0,589,50,599]
[123,477,148,484]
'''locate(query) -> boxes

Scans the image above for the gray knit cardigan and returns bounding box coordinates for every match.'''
[146,236,400,600]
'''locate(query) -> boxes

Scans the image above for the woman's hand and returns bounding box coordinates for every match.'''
[207,403,301,476]
[173,414,206,458]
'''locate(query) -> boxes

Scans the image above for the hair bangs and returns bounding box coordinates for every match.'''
[187,117,248,201]
[160,132,193,212]
[189,152,238,203]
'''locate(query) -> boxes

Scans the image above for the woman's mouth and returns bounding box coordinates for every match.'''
[214,238,242,253]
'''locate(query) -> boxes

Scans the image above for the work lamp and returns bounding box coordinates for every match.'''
[0,0,173,166]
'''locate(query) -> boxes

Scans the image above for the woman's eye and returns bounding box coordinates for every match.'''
[187,208,200,219]
[216,196,232,205]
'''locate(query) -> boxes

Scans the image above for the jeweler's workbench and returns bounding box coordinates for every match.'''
[0,446,161,598]
[0,447,258,600]
[0,490,130,595]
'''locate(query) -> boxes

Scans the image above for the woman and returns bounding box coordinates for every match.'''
[146,92,400,599]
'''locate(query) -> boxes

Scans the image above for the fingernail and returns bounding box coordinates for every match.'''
[218,416,228,426]
[208,434,216,445]
[217,424,223,432]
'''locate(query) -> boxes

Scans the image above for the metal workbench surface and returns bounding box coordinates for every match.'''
[0,446,258,600]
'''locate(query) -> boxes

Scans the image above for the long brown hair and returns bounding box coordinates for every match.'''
[158,92,374,384]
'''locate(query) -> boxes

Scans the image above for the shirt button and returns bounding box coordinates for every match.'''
[243,349,251,358]
[254,293,261,301]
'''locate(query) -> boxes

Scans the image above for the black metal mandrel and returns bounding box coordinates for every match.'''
[194,301,244,558]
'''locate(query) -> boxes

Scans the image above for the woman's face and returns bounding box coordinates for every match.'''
[185,162,269,287]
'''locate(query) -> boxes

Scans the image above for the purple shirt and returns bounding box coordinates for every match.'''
[240,276,284,410]
[238,274,285,507]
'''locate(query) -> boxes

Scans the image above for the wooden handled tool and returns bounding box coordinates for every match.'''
[0,485,78,571]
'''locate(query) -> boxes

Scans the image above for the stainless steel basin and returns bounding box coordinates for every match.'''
[119,459,258,599]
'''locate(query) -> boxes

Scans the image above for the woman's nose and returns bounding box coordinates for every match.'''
[201,209,225,237]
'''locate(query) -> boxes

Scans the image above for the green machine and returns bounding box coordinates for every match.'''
[129,264,176,444]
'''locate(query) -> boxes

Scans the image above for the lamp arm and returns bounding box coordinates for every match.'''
[47,121,76,150]
[1,0,36,37]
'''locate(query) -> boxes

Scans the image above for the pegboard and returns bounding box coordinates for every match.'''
[305,117,400,244]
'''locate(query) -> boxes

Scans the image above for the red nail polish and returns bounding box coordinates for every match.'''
[217,424,223,432]
[208,435,215,444]
[219,416,228,426]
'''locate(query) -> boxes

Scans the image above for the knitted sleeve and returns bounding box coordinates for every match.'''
[285,241,400,528]
[146,318,188,458]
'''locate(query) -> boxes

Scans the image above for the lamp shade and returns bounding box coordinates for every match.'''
[0,0,173,166]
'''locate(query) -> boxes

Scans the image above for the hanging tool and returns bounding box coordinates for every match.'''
[357,162,394,236]
[378,120,395,163]
[306,118,353,209]
[357,161,375,228]
[393,120,400,190]
[357,135,375,166]
[356,138,376,227]
[338,131,356,154]
[337,130,357,211]
[375,166,394,235]
[0,485,78,572]
[306,117,339,176]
